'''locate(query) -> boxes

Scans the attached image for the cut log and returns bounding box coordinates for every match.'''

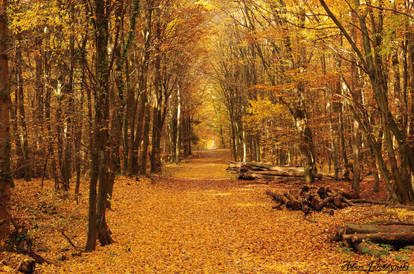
[342,232,414,245]
[228,162,324,181]
[247,170,304,177]
[367,220,414,226]
[266,186,353,214]
[309,194,323,211]
[333,223,414,249]
[343,224,414,234]
[265,190,287,209]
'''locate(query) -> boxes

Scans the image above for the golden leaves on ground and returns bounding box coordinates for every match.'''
[4,151,414,273]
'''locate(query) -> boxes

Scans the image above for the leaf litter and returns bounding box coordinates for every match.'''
[2,150,414,273]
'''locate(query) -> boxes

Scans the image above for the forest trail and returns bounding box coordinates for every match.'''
[163,149,232,179]
[34,149,378,273]
[10,149,409,273]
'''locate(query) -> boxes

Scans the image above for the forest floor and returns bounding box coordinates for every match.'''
[2,149,414,273]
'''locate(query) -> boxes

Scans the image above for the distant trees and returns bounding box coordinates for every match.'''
[210,0,414,203]
[212,0,319,182]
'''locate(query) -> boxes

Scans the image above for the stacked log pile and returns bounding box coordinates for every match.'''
[265,185,354,214]
[332,223,414,251]
[227,162,322,181]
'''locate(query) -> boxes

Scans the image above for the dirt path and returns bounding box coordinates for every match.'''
[162,149,232,179]
[36,150,405,273]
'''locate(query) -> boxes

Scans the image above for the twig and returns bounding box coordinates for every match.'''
[59,229,81,251]
[304,217,318,224]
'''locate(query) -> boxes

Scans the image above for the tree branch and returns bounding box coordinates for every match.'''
[318,0,368,71]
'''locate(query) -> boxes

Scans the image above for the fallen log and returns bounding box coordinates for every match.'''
[266,185,353,214]
[351,199,388,205]
[265,190,287,209]
[367,220,414,226]
[333,223,414,249]
[246,170,304,177]
[228,162,326,181]
[342,224,414,234]
[342,232,414,245]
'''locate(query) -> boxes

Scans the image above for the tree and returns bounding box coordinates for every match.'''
[86,0,114,251]
[0,0,11,242]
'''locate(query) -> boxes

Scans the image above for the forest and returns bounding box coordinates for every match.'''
[1,0,414,272]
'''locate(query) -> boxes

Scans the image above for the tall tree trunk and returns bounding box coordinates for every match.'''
[55,80,64,190]
[86,0,113,251]
[16,38,31,181]
[126,81,137,176]
[44,54,57,187]
[0,0,11,241]
[150,17,163,174]
[111,1,125,181]
[85,67,96,251]
[350,8,362,197]
[61,19,76,192]
[74,88,83,203]
[11,68,23,179]
[175,87,181,163]
[34,35,44,177]
[133,6,152,174]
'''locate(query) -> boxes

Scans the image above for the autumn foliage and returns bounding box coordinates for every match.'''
[2,0,414,272]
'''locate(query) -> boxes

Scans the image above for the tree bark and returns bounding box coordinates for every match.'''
[86,0,113,251]
[140,104,151,175]
[16,38,31,182]
[0,0,11,241]
[175,86,181,163]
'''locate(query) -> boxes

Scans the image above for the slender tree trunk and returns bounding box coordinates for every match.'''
[168,105,176,161]
[230,119,237,161]
[339,97,348,179]
[62,23,76,192]
[175,87,181,163]
[74,86,84,203]
[188,115,192,155]
[44,55,57,186]
[126,82,137,176]
[150,17,163,174]
[16,38,31,182]
[55,80,64,190]
[150,106,162,173]
[352,119,361,195]
[350,10,361,196]
[140,104,151,175]
[122,60,130,176]
[11,69,23,179]
[34,35,44,177]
